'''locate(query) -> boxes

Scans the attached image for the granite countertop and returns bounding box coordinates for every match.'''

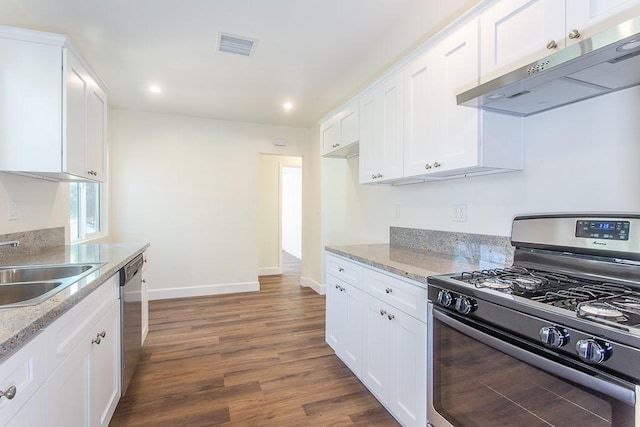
[326,243,510,286]
[0,242,149,361]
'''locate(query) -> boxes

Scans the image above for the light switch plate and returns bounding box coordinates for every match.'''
[8,201,20,221]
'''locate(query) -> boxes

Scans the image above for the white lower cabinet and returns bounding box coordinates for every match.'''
[0,273,121,427]
[47,278,120,427]
[325,252,427,427]
[326,275,363,377]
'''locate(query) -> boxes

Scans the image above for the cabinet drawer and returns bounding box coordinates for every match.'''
[363,268,426,322]
[0,333,46,426]
[326,253,362,288]
[46,273,119,375]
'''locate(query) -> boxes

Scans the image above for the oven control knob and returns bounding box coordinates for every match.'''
[539,326,570,348]
[455,297,478,315]
[575,339,612,364]
[437,290,455,308]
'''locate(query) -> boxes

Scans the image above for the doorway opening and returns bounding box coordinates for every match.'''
[258,154,302,278]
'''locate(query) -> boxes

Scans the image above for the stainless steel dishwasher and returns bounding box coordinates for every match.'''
[120,254,144,396]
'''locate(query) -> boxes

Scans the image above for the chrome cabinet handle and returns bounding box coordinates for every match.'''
[425,163,432,170]
[433,162,441,168]
[331,143,341,148]
[379,309,387,316]
[142,279,146,284]
[92,331,106,345]
[376,173,383,178]
[371,174,376,179]
[338,267,344,273]
[387,313,395,320]
[385,287,393,294]
[87,170,98,176]
[335,284,340,289]
[568,29,581,39]
[546,40,558,50]
[0,385,16,400]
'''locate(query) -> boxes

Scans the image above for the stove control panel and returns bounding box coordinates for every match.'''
[575,220,630,241]
[539,326,570,349]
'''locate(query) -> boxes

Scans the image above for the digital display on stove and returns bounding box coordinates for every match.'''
[575,220,630,241]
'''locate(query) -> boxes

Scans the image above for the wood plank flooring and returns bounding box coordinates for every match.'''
[110,253,399,426]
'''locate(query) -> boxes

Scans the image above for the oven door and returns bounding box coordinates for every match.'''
[427,303,638,427]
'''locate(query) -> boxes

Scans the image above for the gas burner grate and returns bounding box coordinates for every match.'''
[455,266,577,296]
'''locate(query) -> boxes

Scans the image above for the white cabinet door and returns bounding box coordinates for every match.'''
[362,294,390,401]
[47,333,91,427]
[142,252,149,344]
[86,85,107,180]
[566,0,640,44]
[480,0,565,82]
[4,385,46,427]
[339,103,359,148]
[403,51,439,177]
[388,308,427,427]
[427,19,480,175]
[326,275,363,376]
[65,51,91,180]
[360,74,404,184]
[0,37,62,173]
[91,300,121,427]
[321,120,340,155]
[358,88,382,184]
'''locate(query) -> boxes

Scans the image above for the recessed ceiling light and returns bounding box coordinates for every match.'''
[283,102,293,110]
[149,85,162,94]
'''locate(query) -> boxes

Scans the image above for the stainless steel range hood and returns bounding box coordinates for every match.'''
[457,16,640,117]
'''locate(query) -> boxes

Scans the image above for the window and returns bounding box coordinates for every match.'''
[70,182,102,242]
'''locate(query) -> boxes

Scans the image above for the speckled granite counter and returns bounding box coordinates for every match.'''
[0,242,149,361]
[326,243,511,286]
[327,227,514,286]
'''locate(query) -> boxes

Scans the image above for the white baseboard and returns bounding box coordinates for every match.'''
[301,276,325,295]
[148,281,260,301]
[258,266,282,276]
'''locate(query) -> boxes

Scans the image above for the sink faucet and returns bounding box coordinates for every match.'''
[0,240,20,248]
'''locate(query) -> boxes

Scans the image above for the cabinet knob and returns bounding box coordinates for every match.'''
[371,174,377,180]
[433,162,441,168]
[99,331,106,338]
[385,287,393,294]
[379,309,387,316]
[87,170,98,176]
[92,336,102,345]
[568,29,581,39]
[425,164,432,170]
[0,385,16,400]
[376,173,383,178]
[335,285,340,289]
[546,40,558,50]
[387,313,395,321]
[142,279,147,284]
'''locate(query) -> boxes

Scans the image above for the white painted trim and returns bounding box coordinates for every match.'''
[301,276,325,295]
[259,267,282,276]
[148,281,259,301]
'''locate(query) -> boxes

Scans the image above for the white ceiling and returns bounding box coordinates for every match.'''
[0,0,479,128]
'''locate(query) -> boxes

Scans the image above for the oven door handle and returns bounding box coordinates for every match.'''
[433,308,637,406]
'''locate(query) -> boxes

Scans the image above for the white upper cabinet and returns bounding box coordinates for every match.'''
[566,0,640,42]
[0,26,108,182]
[480,0,565,82]
[481,0,640,83]
[359,74,404,184]
[406,18,524,180]
[403,51,439,178]
[321,101,359,158]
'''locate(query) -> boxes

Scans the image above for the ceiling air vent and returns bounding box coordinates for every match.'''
[217,33,257,57]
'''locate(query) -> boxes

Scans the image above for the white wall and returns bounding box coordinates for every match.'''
[321,87,640,280]
[109,110,310,299]
[0,172,68,239]
[282,166,302,259]
[258,154,302,275]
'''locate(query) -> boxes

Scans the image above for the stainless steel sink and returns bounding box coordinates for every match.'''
[0,264,94,284]
[0,263,104,308]
[0,282,63,306]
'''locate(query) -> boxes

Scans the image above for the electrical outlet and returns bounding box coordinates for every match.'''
[8,201,20,221]
[395,204,401,219]
[453,204,467,222]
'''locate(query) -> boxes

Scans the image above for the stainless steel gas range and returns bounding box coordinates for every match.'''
[427,213,640,427]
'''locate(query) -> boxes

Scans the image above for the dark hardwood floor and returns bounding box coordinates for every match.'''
[110,252,399,426]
